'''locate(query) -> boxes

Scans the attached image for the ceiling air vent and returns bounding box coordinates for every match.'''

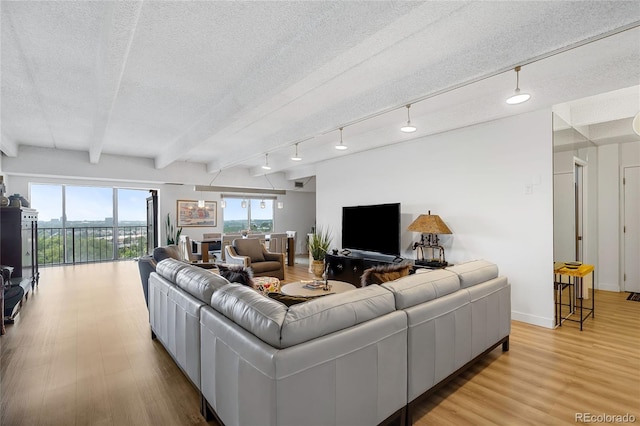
[294,181,304,188]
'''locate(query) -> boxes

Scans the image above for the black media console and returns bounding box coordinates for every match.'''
[325,252,406,287]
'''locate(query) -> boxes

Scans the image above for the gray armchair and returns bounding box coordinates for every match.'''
[225,238,285,280]
[137,245,183,308]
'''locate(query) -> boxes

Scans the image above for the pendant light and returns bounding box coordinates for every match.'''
[197,199,205,208]
[291,143,302,161]
[220,199,226,208]
[400,104,417,133]
[506,66,531,105]
[335,127,348,150]
[260,199,266,209]
[261,153,271,170]
[241,199,247,209]
[632,111,640,136]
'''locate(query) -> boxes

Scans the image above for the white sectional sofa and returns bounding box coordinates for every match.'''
[147,258,510,426]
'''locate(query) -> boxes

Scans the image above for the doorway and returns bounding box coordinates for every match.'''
[574,160,586,262]
[553,157,587,263]
[146,190,158,255]
[623,166,639,292]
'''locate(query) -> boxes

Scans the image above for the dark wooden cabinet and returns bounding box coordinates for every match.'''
[326,252,404,287]
[0,207,39,289]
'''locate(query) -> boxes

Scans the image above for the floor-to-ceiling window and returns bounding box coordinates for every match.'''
[31,184,148,264]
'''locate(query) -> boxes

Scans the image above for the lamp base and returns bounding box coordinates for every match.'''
[415,259,448,268]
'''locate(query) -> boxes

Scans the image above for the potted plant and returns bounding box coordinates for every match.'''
[308,227,332,278]
[165,213,182,245]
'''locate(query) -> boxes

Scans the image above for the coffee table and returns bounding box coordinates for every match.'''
[281,280,356,297]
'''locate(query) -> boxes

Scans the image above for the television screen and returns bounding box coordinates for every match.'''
[342,203,401,256]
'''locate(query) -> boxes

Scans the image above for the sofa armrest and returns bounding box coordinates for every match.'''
[225,245,250,267]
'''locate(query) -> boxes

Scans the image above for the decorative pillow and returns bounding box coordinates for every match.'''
[217,264,254,287]
[233,239,265,263]
[267,292,329,307]
[361,263,412,286]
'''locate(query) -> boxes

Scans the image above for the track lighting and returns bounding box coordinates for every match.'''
[261,153,271,170]
[291,143,302,161]
[335,127,348,150]
[400,104,417,133]
[506,66,531,105]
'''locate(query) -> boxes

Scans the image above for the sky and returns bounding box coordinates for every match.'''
[31,184,148,222]
[30,185,274,224]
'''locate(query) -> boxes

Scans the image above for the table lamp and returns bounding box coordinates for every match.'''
[408,211,452,267]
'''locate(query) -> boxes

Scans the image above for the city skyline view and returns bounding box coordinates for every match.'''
[31,185,148,222]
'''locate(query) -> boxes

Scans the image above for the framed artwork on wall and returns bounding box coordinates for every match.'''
[177,200,217,227]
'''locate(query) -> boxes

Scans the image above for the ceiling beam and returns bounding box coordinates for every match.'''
[89,1,143,164]
[0,134,18,157]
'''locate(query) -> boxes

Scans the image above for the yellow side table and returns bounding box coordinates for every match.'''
[553,262,595,330]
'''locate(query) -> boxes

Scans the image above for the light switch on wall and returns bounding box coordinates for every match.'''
[525,184,533,195]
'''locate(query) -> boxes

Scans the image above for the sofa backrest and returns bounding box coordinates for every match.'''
[156,258,190,282]
[280,284,395,348]
[381,269,460,310]
[209,284,395,349]
[210,283,287,348]
[445,260,499,288]
[156,258,229,303]
[232,238,266,263]
[175,265,230,303]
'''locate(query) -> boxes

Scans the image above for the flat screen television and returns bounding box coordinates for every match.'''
[342,202,401,256]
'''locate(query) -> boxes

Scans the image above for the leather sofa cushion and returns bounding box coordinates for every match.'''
[210,283,287,348]
[175,265,230,303]
[156,258,190,282]
[381,269,460,310]
[153,245,182,262]
[280,285,395,348]
[233,238,265,263]
[446,260,498,289]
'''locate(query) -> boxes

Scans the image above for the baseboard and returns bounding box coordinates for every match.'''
[597,282,620,292]
[511,311,554,329]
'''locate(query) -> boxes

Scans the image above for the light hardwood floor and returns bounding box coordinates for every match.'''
[1,260,638,425]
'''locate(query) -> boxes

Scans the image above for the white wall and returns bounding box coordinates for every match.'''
[316,109,555,328]
[597,144,620,291]
[597,141,640,292]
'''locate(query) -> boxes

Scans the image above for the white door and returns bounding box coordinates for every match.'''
[554,172,574,262]
[623,167,640,293]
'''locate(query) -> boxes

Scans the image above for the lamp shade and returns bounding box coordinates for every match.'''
[407,213,452,234]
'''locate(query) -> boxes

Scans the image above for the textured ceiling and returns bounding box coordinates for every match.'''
[2,1,639,179]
